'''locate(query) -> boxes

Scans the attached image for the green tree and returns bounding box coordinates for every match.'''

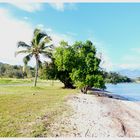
[15,28,52,87]
[52,41,76,88]
[0,65,6,77]
[45,40,105,92]
[70,40,106,94]
[104,71,132,84]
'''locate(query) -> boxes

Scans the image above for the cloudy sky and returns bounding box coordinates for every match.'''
[0,2,140,71]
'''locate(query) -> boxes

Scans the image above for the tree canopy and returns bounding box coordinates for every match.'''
[70,40,106,93]
[103,71,132,84]
[41,40,106,93]
[0,62,34,78]
[15,28,52,86]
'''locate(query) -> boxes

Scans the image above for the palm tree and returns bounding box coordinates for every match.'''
[15,28,53,87]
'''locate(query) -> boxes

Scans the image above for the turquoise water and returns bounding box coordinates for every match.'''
[106,83,140,101]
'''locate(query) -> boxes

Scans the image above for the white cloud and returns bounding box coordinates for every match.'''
[116,47,140,70]
[88,32,140,71]
[87,34,113,71]
[36,24,75,46]
[0,8,34,66]
[0,9,75,66]
[118,63,140,70]
[49,3,77,11]
[66,31,77,37]
[96,44,113,71]
[46,28,52,32]
[131,47,140,54]
[49,3,64,11]
[66,3,77,10]
[23,16,29,20]
[122,55,140,62]
[51,32,75,46]
[9,3,42,12]
[36,24,45,29]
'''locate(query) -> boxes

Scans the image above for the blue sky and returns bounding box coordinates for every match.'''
[0,2,140,71]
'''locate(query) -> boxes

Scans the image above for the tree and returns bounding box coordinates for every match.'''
[52,41,76,88]
[15,28,52,87]
[103,71,132,84]
[44,40,105,92]
[70,40,106,94]
[0,62,35,78]
[40,61,56,80]
[0,65,6,77]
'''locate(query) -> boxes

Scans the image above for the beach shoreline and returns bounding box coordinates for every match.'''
[47,93,140,137]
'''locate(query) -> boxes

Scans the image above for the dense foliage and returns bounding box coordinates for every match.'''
[0,62,34,78]
[40,40,106,93]
[103,71,132,84]
[70,41,106,93]
[40,41,76,88]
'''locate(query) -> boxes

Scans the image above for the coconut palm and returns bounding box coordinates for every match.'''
[15,28,53,87]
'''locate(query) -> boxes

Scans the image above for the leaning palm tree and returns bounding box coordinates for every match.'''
[15,28,53,87]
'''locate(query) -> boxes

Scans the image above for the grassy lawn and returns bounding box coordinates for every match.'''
[0,79,78,137]
[0,78,63,86]
[0,78,32,84]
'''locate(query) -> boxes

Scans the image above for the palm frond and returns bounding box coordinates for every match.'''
[34,28,40,35]
[39,41,46,50]
[23,54,33,65]
[31,40,35,47]
[15,50,31,57]
[41,51,52,58]
[45,44,54,49]
[44,36,52,43]
[17,41,31,48]
[33,28,52,46]
[32,28,40,47]
[36,33,48,45]
[39,41,54,50]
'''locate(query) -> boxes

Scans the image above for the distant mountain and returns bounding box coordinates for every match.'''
[118,69,140,79]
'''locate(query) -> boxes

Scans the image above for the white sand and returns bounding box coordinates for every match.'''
[48,93,140,137]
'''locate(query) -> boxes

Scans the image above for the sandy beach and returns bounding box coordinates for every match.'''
[48,93,140,137]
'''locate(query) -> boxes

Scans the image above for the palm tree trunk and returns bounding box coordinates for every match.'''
[34,57,38,87]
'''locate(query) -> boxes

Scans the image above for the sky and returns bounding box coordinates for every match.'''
[0,2,140,71]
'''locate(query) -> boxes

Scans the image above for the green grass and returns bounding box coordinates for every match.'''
[0,80,78,137]
[0,78,64,87]
[0,78,32,84]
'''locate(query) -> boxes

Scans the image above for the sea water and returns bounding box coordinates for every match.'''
[106,83,140,101]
